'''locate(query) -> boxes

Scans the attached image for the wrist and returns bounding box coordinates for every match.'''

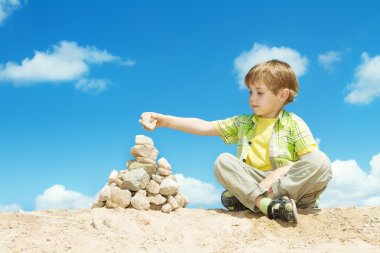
[159,114,170,128]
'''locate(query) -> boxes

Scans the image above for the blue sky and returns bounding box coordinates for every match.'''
[1,0,380,212]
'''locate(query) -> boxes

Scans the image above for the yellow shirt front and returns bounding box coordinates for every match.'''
[246,117,277,171]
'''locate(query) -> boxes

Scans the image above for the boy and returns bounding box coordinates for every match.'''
[139,60,332,223]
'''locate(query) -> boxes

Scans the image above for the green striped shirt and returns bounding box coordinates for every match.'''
[212,109,318,170]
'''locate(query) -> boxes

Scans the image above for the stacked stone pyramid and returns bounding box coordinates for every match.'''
[92,135,189,213]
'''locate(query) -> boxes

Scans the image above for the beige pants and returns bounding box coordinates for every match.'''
[214,150,332,211]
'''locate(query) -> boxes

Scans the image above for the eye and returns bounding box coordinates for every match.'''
[249,91,252,95]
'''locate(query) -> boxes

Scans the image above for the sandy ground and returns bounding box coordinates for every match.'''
[0,206,379,253]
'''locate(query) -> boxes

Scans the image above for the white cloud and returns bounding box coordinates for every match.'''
[0,40,134,93]
[0,203,22,213]
[175,173,223,205]
[345,53,380,104]
[320,152,380,207]
[0,0,24,25]
[234,43,309,89]
[75,78,109,94]
[121,59,136,66]
[35,184,93,210]
[318,50,341,73]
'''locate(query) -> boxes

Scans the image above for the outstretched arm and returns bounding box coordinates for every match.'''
[139,112,220,136]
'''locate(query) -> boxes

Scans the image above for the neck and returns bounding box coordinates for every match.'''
[261,108,283,118]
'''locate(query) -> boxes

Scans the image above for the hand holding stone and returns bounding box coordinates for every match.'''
[139,112,158,131]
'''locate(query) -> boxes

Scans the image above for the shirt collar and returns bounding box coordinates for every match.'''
[251,109,290,126]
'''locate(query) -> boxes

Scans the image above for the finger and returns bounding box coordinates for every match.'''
[150,113,158,120]
[141,112,149,118]
[141,113,150,121]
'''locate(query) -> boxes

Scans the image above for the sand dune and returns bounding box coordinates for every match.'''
[1,206,379,253]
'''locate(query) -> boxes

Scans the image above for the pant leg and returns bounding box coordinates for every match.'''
[271,150,333,208]
[214,152,268,211]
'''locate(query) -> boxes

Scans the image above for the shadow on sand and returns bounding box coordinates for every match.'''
[206,207,322,228]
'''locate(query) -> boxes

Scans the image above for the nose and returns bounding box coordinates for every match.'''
[249,93,255,103]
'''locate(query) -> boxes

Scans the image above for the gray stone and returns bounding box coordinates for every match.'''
[126,160,134,168]
[175,193,189,208]
[146,166,156,177]
[136,156,156,165]
[158,157,171,170]
[166,174,177,182]
[106,188,131,208]
[119,169,127,174]
[146,180,160,194]
[135,135,154,145]
[91,195,106,208]
[167,195,179,210]
[131,190,150,210]
[108,170,119,181]
[109,177,123,188]
[130,144,159,161]
[159,178,179,196]
[99,184,112,202]
[183,195,189,207]
[92,199,106,208]
[149,204,164,211]
[120,168,150,191]
[146,192,156,197]
[157,167,172,176]
[148,194,166,205]
[118,170,127,180]
[161,203,173,213]
[140,115,157,131]
[127,160,156,177]
[152,174,164,184]
[136,189,147,197]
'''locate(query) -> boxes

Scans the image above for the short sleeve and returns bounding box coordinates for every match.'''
[212,116,241,144]
[292,117,318,156]
[297,144,318,156]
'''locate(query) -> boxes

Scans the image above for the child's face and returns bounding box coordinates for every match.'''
[248,82,286,118]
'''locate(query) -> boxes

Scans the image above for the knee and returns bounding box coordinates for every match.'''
[215,152,234,166]
[214,152,234,178]
[302,150,332,177]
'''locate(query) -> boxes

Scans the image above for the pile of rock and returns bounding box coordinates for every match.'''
[92,135,189,213]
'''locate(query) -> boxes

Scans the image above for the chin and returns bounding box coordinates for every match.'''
[253,111,262,116]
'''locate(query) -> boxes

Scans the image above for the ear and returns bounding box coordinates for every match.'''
[278,88,290,103]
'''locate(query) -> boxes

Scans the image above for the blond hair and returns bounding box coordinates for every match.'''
[244,59,299,104]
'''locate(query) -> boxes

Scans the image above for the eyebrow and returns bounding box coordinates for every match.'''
[250,86,265,90]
